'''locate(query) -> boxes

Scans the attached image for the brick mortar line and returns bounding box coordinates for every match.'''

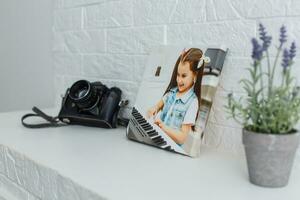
[54,74,139,85]
[53,16,300,34]
[53,16,278,33]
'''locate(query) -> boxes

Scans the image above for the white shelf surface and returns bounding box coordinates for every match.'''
[0,108,299,200]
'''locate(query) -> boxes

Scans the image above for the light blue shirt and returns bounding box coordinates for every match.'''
[160,87,197,131]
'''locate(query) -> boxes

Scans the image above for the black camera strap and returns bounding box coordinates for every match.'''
[21,107,67,128]
[22,106,129,128]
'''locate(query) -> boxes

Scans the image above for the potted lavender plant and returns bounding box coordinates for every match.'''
[226,24,300,187]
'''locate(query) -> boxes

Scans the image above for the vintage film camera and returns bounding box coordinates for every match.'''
[58,80,122,128]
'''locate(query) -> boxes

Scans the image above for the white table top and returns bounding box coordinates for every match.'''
[0,108,300,200]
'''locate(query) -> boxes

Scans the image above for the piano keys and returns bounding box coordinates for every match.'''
[127,107,187,155]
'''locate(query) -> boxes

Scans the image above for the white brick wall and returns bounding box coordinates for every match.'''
[52,0,300,162]
[0,174,39,200]
[0,145,105,200]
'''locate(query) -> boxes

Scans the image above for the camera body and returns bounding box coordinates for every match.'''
[58,80,122,128]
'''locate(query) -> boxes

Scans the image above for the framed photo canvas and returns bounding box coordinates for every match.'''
[126,45,228,157]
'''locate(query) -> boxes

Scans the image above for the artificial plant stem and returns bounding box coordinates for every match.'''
[285,68,291,87]
[270,46,282,94]
[232,113,244,126]
[259,59,270,131]
[281,64,292,88]
[256,62,267,131]
[281,70,285,87]
[251,63,259,126]
[266,51,271,96]
[259,62,264,99]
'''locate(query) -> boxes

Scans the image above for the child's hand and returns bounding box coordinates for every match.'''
[147,106,157,119]
[154,118,165,130]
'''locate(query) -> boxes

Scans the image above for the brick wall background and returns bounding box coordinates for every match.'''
[0,145,103,200]
[52,0,300,164]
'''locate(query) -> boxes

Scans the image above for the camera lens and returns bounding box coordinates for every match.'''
[77,88,88,99]
[69,80,98,110]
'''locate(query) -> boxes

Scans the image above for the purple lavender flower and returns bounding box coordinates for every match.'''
[263,36,272,51]
[259,24,267,40]
[289,42,296,60]
[282,48,290,73]
[251,38,263,61]
[259,23,272,51]
[279,25,287,48]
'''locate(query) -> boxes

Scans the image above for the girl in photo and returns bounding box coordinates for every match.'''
[147,48,208,146]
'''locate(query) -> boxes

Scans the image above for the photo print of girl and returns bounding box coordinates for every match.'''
[147,48,210,146]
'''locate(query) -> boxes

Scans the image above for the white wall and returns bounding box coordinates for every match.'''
[52,0,300,161]
[0,0,54,112]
